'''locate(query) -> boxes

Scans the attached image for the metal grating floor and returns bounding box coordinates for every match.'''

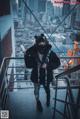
[8,87,67,119]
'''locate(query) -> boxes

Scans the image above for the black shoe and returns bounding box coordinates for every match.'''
[46,101,50,107]
[36,100,43,112]
[46,96,50,107]
[46,94,50,107]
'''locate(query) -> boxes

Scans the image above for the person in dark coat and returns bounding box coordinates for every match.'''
[24,34,60,112]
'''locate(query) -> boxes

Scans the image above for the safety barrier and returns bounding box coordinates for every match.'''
[0,57,80,119]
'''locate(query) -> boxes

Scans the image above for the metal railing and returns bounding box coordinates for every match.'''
[0,58,9,109]
[0,56,80,119]
[53,63,80,119]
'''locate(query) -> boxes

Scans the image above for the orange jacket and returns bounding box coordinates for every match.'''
[67,48,80,65]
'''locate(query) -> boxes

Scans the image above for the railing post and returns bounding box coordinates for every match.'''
[74,87,80,119]
[0,58,9,109]
[65,77,76,119]
[63,87,68,119]
[52,78,58,119]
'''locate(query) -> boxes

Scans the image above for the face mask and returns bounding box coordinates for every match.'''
[38,45,46,54]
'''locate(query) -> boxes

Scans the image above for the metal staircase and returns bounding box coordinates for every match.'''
[0,57,80,119]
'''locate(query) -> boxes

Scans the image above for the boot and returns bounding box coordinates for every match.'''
[36,100,43,112]
[46,99,50,107]
[46,94,50,107]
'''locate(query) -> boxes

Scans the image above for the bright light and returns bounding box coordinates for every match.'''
[16,0,18,4]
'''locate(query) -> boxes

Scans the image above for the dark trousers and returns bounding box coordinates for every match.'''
[34,83,50,102]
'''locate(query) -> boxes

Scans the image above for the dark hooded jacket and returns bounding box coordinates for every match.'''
[24,44,60,84]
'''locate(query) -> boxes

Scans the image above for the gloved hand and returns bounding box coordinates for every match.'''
[41,63,47,69]
[52,79,56,86]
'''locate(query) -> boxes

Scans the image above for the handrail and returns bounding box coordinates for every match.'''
[0,57,9,109]
[54,69,80,119]
[0,58,6,75]
[55,64,80,79]
[0,57,80,114]
[4,56,80,60]
[59,56,80,59]
[1,56,80,77]
[0,58,7,89]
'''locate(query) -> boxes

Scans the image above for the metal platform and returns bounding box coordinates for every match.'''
[8,88,66,119]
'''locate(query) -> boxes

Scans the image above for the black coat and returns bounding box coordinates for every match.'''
[24,44,60,84]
